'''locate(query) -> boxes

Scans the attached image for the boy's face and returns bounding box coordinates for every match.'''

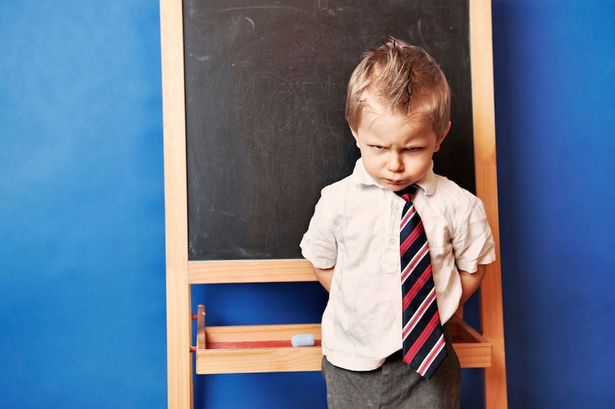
[350,98,449,192]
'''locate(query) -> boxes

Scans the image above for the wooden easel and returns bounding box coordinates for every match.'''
[160,0,507,407]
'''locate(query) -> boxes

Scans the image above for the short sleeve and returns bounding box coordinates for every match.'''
[299,186,338,269]
[452,195,496,273]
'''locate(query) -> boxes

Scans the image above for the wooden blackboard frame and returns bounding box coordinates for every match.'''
[160,0,508,407]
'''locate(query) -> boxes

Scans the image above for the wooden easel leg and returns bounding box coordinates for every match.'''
[190,355,194,409]
[483,335,508,409]
[469,0,509,402]
[480,264,508,409]
[167,282,192,409]
[160,0,193,404]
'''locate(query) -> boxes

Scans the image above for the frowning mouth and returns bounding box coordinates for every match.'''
[384,179,407,185]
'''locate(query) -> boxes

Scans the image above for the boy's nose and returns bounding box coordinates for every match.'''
[387,153,404,172]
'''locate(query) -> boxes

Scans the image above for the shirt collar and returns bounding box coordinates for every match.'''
[351,158,437,196]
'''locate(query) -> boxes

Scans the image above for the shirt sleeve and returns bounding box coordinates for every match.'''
[299,186,338,269]
[452,195,496,273]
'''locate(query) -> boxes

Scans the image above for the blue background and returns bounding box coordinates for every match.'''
[1,1,613,408]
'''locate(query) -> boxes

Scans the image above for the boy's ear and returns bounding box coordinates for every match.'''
[434,121,451,152]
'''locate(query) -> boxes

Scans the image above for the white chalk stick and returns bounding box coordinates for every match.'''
[291,333,315,347]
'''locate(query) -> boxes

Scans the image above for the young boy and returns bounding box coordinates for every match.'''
[300,38,495,409]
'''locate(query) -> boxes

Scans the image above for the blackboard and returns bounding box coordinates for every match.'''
[184,0,474,261]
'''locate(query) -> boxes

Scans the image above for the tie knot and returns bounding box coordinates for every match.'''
[396,184,419,202]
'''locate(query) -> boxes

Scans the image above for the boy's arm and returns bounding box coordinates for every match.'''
[454,264,486,317]
[311,265,334,292]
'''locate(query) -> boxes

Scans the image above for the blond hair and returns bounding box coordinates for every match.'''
[345,38,451,138]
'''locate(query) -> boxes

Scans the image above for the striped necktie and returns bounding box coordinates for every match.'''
[397,185,447,380]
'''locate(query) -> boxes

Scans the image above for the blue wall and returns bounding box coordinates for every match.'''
[493,1,615,408]
[1,1,613,408]
[0,2,166,408]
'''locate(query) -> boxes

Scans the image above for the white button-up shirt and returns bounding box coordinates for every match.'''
[300,158,495,371]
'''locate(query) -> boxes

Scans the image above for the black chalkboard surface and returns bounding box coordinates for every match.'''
[184,0,474,261]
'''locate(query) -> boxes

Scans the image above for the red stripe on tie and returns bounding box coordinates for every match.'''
[418,335,446,375]
[402,264,433,310]
[401,207,416,230]
[403,311,441,364]
[401,244,429,282]
[400,220,424,256]
[402,288,436,338]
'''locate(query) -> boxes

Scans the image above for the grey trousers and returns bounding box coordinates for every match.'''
[321,324,461,409]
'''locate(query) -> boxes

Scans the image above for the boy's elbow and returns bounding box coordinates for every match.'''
[475,264,486,278]
[311,265,334,292]
[312,265,334,277]
[460,264,486,277]
[459,265,486,287]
